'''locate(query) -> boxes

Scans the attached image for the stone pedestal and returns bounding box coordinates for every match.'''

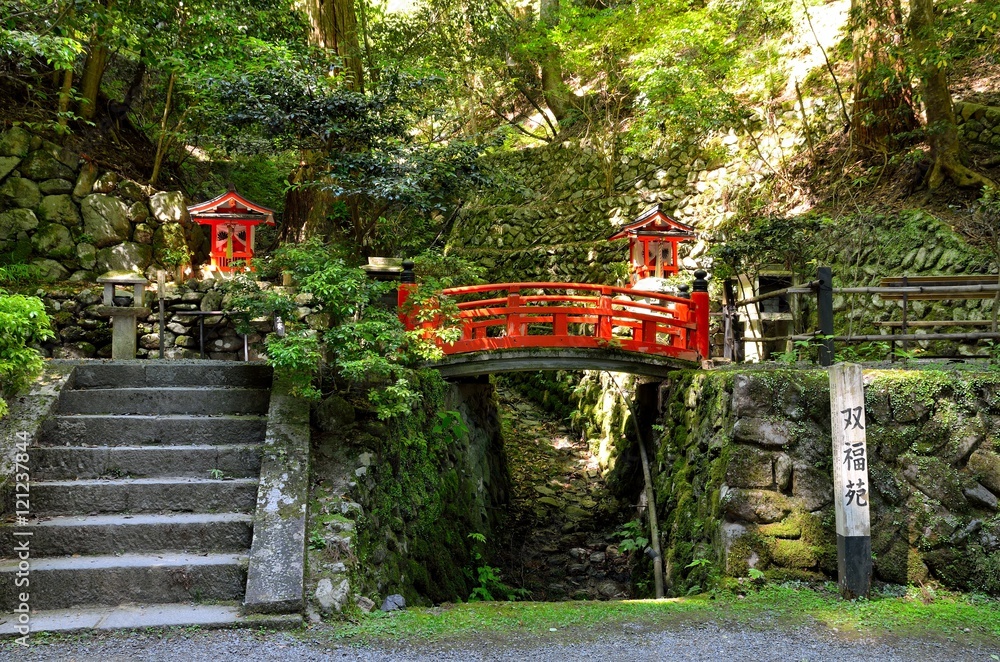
[96,272,150,360]
[96,306,151,358]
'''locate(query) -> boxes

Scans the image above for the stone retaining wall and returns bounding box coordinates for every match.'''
[956,101,1000,150]
[657,367,1000,595]
[32,278,322,360]
[0,126,201,282]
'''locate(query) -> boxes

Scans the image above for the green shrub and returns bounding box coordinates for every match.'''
[0,291,54,418]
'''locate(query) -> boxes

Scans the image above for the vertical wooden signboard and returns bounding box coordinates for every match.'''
[829,363,872,599]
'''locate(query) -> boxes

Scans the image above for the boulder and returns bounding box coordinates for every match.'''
[128,201,149,223]
[95,242,153,273]
[0,176,41,209]
[0,209,38,240]
[117,179,145,201]
[150,190,189,224]
[19,149,75,180]
[132,223,154,244]
[31,223,75,259]
[968,449,1000,496]
[31,258,70,282]
[81,194,131,247]
[38,178,74,195]
[153,222,189,264]
[76,243,97,270]
[73,162,99,199]
[92,171,118,193]
[380,593,405,612]
[790,461,833,510]
[315,578,351,614]
[38,194,82,226]
[732,417,792,447]
[0,156,19,182]
[68,270,95,282]
[0,127,31,158]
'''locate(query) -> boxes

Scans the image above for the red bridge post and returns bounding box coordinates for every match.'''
[398,259,416,330]
[692,270,710,360]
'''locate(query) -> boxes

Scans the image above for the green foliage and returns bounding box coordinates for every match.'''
[0,290,54,418]
[466,533,530,602]
[615,520,649,554]
[708,214,824,282]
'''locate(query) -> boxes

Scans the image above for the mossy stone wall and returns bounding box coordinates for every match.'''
[658,367,1000,595]
[308,373,509,612]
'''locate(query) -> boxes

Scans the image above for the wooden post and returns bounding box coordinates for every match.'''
[829,363,872,599]
[691,270,710,360]
[157,270,166,359]
[817,266,834,366]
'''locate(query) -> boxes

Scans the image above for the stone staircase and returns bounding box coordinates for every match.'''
[0,361,297,633]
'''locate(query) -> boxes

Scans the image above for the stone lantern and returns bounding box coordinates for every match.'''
[96,272,150,359]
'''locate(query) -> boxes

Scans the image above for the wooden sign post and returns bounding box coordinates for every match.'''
[829,363,872,599]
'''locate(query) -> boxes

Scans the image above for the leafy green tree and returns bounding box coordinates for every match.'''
[0,291,54,419]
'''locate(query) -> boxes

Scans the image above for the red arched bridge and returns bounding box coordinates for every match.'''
[398,266,711,378]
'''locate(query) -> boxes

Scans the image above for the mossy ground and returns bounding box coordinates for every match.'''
[311,583,1000,648]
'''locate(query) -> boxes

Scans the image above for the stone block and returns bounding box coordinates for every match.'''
[95,241,153,273]
[31,258,69,282]
[0,209,38,240]
[0,175,41,208]
[73,162,99,199]
[732,417,792,447]
[38,178,74,195]
[82,194,131,247]
[722,488,794,524]
[32,222,74,258]
[0,126,31,157]
[18,149,75,180]
[726,447,774,488]
[0,156,19,182]
[150,191,189,224]
[968,449,1000,496]
[38,194,82,226]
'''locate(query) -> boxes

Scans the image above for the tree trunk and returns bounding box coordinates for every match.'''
[909,0,995,189]
[849,0,916,150]
[304,0,364,92]
[539,0,567,122]
[149,71,176,186]
[78,0,114,121]
[284,0,369,242]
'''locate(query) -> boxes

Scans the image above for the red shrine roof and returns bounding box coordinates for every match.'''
[608,204,695,241]
[188,189,276,226]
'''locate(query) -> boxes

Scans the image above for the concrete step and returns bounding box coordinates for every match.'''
[32,444,263,480]
[58,387,270,416]
[70,361,273,390]
[40,414,268,447]
[24,477,259,515]
[0,603,301,637]
[0,513,253,557]
[0,553,248,610]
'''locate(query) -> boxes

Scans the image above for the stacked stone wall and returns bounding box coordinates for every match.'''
[31,278,323,360]
[0,126,202,282]
[956,101,1000,150]
[658,367,1000,595]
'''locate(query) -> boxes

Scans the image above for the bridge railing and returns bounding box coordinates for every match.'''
[398,269,711,362]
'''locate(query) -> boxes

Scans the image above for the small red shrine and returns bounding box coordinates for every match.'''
[188,188,275,273]
[609,205,696,285]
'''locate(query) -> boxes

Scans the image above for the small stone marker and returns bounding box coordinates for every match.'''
[381,593,405,612]
[829,363,872,599]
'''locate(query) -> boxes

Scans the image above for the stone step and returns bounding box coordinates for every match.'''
[0,553,248,610]
[23,477,259,515]
[69,361,273,390]
[0,513,252,557]
[40,414,268,447]
[0,603,301,637]
[58,387,270,416]
[31,444,263,480]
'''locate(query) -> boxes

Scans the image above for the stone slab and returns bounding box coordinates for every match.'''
[243,383,310,615]
[23,477,259,515]
[58,387,271,415]
[41,414,268,446]
[0,603,300,636]
[32,443,263,480]
[0,553,248,610]
[0,512,252,557]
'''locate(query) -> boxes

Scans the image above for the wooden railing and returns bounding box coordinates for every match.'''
[400,276,712,363]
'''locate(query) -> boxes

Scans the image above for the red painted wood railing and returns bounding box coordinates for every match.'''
[399,282,710,362]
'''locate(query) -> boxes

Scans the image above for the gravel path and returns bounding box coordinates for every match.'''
[2,621,995,661]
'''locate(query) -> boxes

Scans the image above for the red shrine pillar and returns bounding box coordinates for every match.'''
[691,269,711,360]
[398,259,417,329]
